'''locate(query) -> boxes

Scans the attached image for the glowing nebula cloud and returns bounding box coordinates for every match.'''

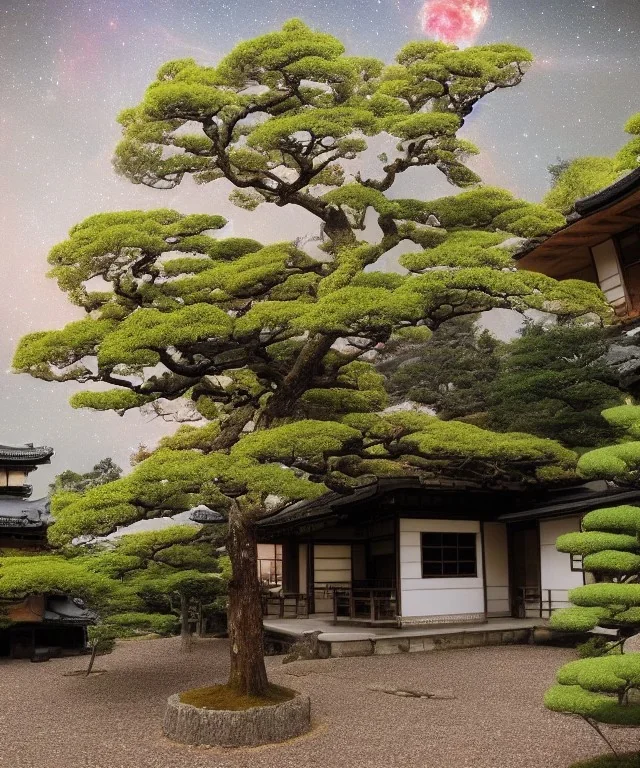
[421,0,490,45]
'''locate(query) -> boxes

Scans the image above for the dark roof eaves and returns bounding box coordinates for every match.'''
[498,488,640,523]
[574,167,640,217]
[512,168,640,263]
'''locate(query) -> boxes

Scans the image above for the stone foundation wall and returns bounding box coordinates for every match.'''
[317,627,534,658]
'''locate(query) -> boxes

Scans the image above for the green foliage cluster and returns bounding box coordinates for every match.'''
[546,655,640,724]
[578,408,640,483]
[113,22,532,200]
[0,555,127,609]
[544,157,623,216]
[104,611,180,637]
[544,110,640,214]
[378,315,501,419]
[546,504,640,730]
[46,411,579,548]
[486,326,624,449]
[49,457,123,496]
[380,322,623,449]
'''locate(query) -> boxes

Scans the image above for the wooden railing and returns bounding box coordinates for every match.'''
[332,587,398,623]
[511,586,572,619]
[261,592,309,619]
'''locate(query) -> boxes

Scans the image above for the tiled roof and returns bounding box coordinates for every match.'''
[44,597,96,625]
[0,444,54,464]
[0,496,50,528]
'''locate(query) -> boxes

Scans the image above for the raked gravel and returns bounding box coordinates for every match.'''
[1,636,637,768]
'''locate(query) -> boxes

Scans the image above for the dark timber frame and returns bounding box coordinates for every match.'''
[257,478,640,626]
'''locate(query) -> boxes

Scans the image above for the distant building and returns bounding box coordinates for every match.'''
[516,167,640,322]
[0,444,92,659]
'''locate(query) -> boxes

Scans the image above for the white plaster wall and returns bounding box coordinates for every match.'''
[399,519,484,620]
[313,543,351,613]
[313,544,352,583]
[483,522,510,617]
[540,516,583,613]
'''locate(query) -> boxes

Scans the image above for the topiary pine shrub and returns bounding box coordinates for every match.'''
[546,504,640,757]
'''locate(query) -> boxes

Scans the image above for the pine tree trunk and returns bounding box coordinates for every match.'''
[85,643,98,677]
[226,509,269,696]
[180,594,192,652]
[323,206,357,249]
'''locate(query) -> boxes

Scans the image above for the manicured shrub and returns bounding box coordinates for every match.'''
[107,612,180,637]
[546,504,640,756]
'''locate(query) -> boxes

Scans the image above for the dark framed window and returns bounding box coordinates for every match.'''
[570,554,584,572]
[421,532,477,578]
[617,226,640,269]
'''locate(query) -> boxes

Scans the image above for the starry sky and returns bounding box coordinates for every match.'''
[1,0,639,494]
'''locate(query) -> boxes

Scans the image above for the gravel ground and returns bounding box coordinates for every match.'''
[1,637,637,768]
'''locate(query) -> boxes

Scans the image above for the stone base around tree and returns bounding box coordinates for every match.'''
[162,691,311,747]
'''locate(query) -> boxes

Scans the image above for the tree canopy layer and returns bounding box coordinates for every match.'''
[378,322,624,448]
[49,457,123,496]
[486,325,624,448]
[82,525,227,649]
[376,315,502,419]
[544,110,640,215]
[13,21,612,696]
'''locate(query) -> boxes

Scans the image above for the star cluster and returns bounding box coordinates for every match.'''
[1,0,639,492]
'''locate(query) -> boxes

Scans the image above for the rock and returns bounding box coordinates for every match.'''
[282,630,322,664]
[141,398,203,423]
[381,401,436,415]
[606,344,640,366]
[623,632,640,653]
[494,236,528,251]
[570,312,603,327]
[163,691,311,747]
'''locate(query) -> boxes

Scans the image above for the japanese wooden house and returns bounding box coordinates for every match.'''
[0,444,92,659]
[252,478,640,627]
[516,167,640,321]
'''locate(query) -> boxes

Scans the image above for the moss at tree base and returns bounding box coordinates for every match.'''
[570,754,640,768]
[179,683,295,711]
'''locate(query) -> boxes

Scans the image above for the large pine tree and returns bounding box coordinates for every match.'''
[13,21,609,696]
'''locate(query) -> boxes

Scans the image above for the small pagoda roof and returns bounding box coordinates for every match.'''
[44,597,96,626]
[0,496,50,529]
[514,167,640,265]
[0,444,54,466]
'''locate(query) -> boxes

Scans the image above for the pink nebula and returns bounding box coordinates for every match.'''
[421,0,490,44]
